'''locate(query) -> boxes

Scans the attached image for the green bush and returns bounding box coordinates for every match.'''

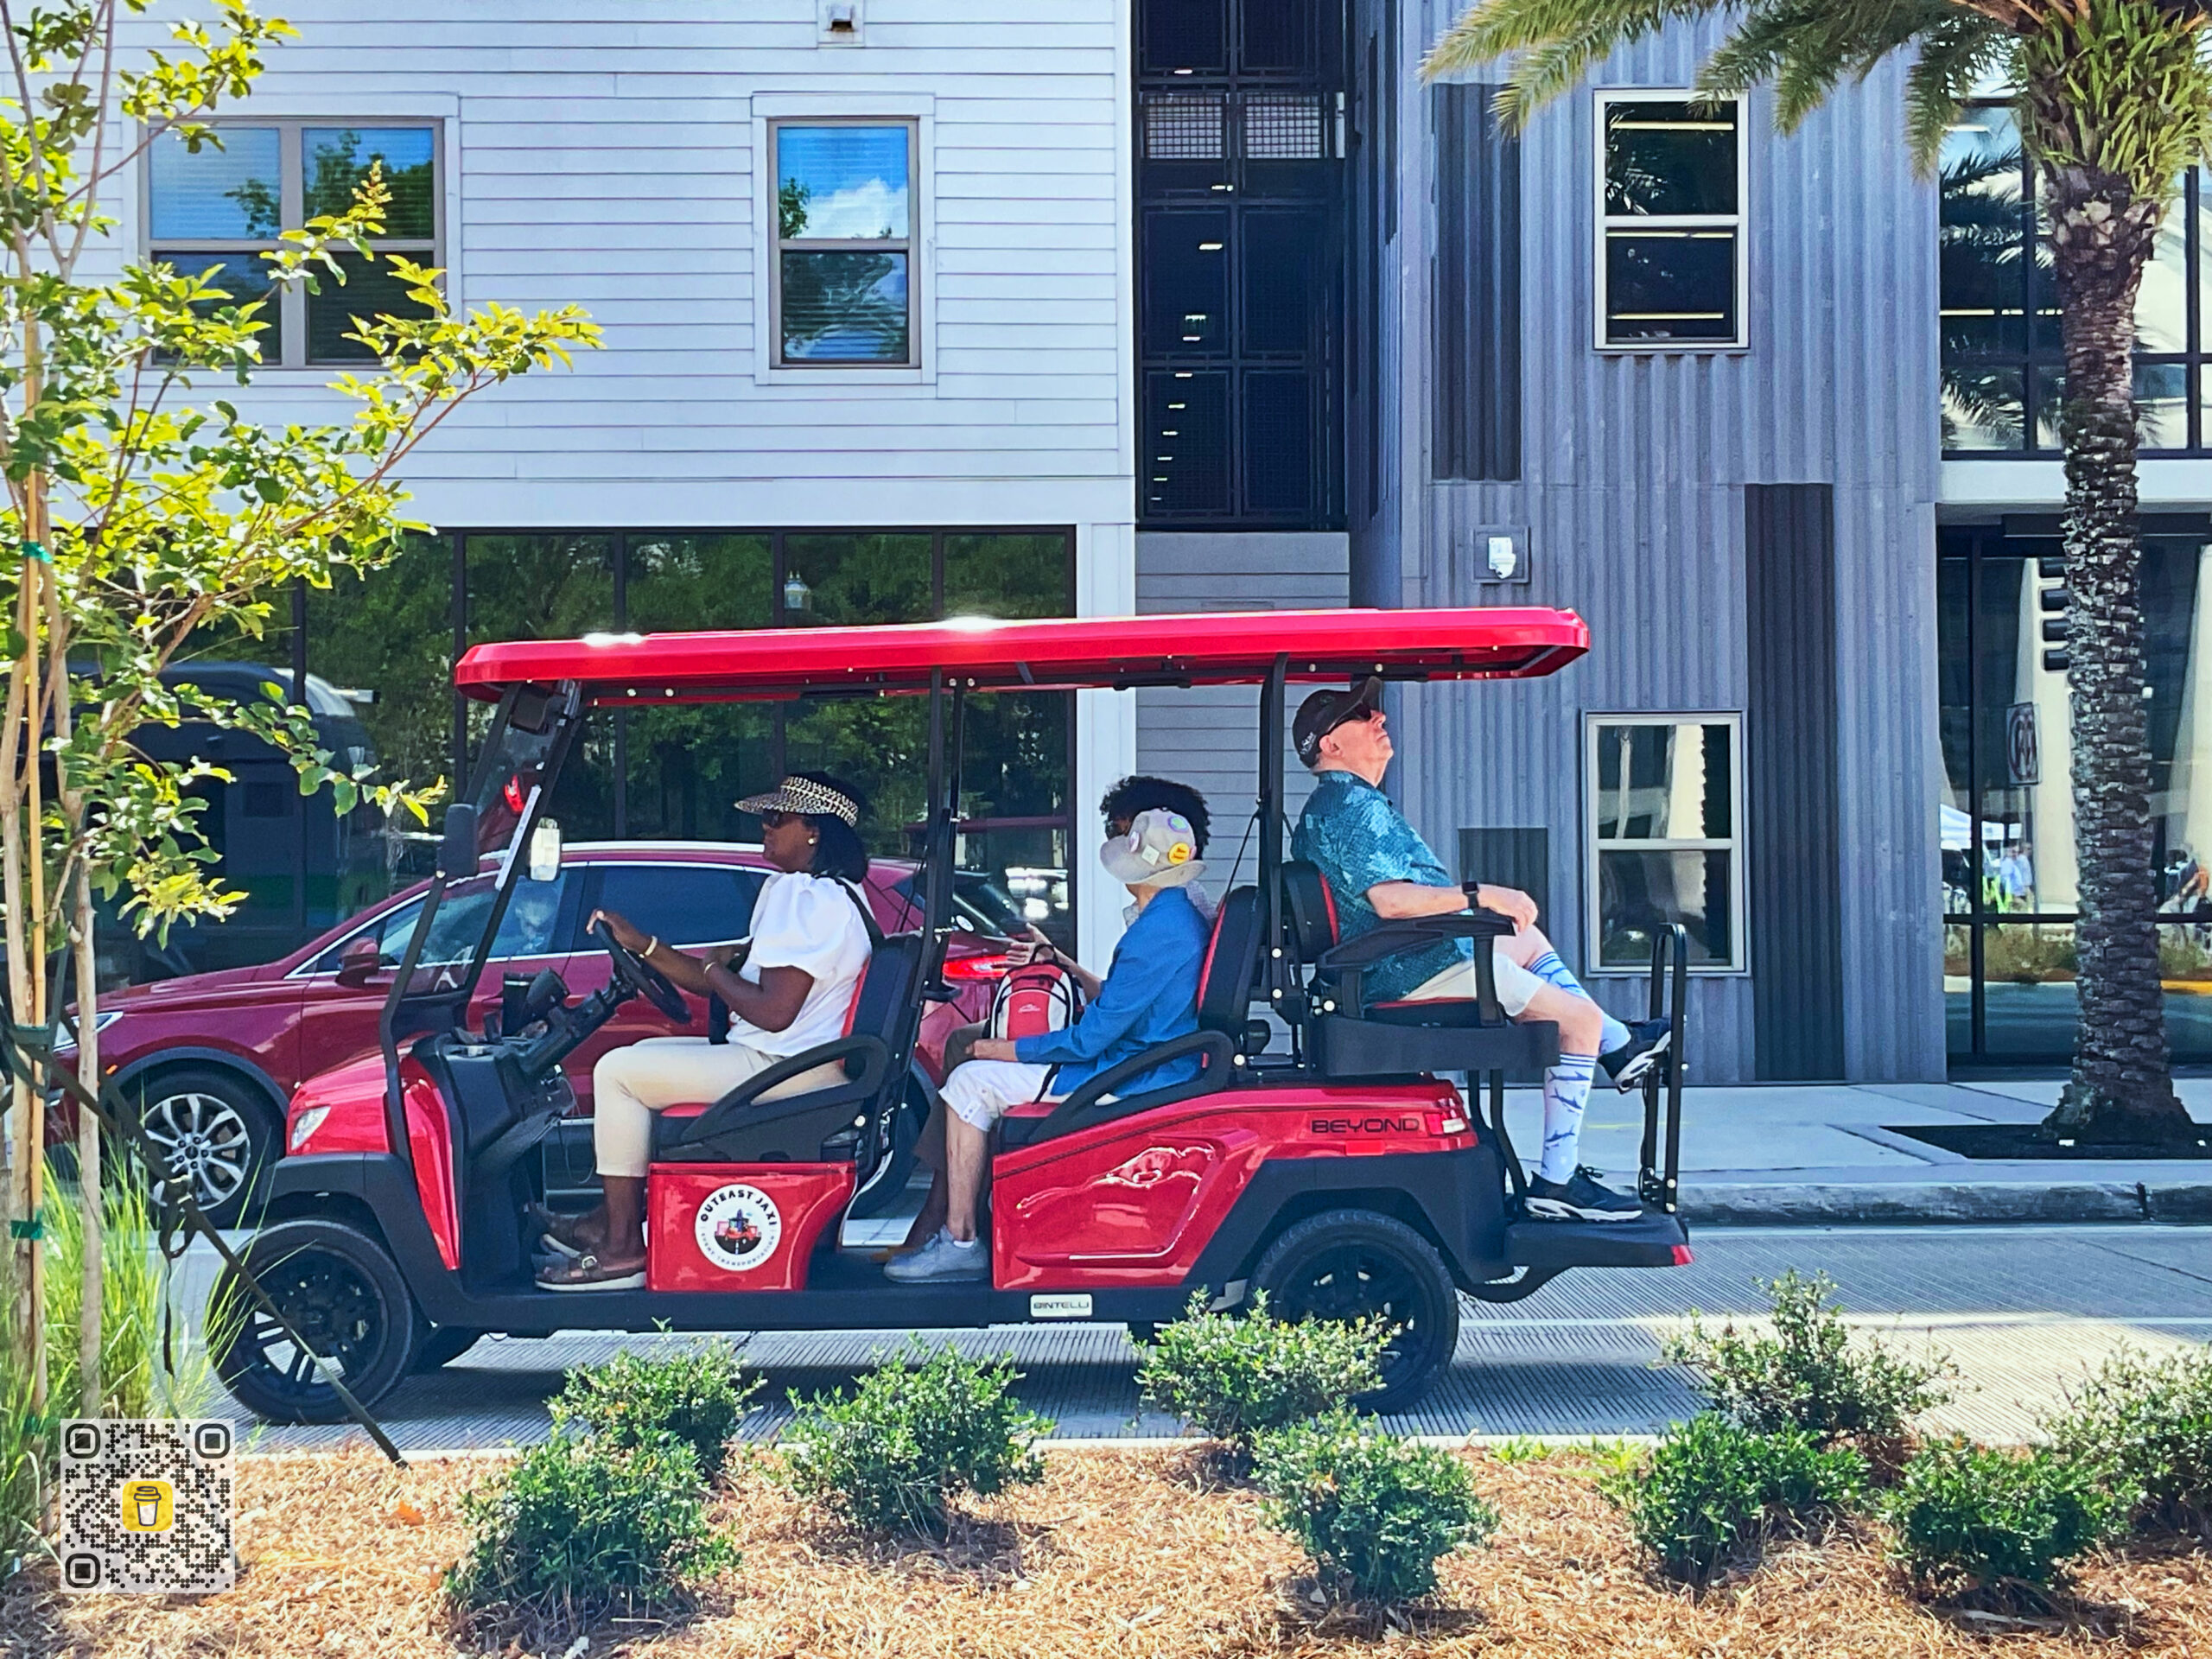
[1606,1413,1868,1586]
[1886,1439,2122,1594]
[549,1344,760,1484]
[779,1344,1051,1535]
[1662,1271,1957,1449]
[1136,1290,1389,1456]
[445,1436,736,1625]
[2041,1344,2212,1530]
[1254,1409,1495,1605]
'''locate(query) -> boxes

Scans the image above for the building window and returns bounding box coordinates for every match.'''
[1595,93,1745,351]
[1585,715,1745,971]
[772,120,918,365]
[1941,103,2204,455]
[146,122,439,366]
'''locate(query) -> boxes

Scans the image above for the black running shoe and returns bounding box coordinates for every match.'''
[1524,1167,1642,1222]
[1600,1018,1672,1093]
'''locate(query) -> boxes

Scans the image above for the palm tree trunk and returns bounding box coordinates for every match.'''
[2043,163,2195,1143]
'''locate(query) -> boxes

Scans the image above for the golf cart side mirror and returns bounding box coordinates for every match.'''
[528,817,563,882]
[334,935,382,988]
[436,804,478,880]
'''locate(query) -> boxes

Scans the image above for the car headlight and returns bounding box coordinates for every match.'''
[52,1009,124,1056]
[289,1105,332,1153]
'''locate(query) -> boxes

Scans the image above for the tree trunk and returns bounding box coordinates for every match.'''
[2043,163,2196,1144]
[73,868,99,1414]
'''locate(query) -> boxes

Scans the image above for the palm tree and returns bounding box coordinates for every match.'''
[1427,0,2210,1145]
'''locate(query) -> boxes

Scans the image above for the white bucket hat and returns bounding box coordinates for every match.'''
[1099,807,1206,889]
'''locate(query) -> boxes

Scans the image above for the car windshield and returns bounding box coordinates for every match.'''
[887,870,1024,936]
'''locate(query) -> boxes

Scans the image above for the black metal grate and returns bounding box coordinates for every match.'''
[1243,93,1328,160]
[1146,371,1230,515]
[1144,93,1226,160]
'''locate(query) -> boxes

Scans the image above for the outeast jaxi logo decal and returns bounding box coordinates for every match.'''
[695,1182,782,1273]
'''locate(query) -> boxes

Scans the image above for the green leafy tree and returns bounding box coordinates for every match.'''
[1427,0,2211,1144]
[0,0,599,1420]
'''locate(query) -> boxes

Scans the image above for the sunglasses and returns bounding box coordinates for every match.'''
[1329,702,1380,733]
[758,810,799,829]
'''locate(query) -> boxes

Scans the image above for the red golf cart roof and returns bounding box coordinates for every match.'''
[454,607,1587,702]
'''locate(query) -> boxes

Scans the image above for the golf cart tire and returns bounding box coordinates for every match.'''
[212,1217,419,1424]
[1251,1207,1460,1414]
[134,1064,280,1229]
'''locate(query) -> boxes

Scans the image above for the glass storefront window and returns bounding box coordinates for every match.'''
[1941,524,2212,1059]
[1585,715,1745,971]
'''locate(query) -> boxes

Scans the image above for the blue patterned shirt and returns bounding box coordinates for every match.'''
[1291,769,1469,1004]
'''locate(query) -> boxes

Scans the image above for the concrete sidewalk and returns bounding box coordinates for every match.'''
[1541,1075,2212,1224]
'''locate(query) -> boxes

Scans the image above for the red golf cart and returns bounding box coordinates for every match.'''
[212,607,1690,1422]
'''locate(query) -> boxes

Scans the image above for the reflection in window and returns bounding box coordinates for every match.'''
[1598,97,1743,348]
[772,122,916,365]
[1586,716,1744,969]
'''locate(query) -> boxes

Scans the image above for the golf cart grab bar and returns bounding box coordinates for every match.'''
[662,1034,892,1149]
[1317,912,1517,1021]
[1031,1028,1238,1141]
[1637,924,1690,1217]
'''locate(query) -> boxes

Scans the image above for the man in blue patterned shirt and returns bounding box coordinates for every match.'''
[1291,680,1666,1223]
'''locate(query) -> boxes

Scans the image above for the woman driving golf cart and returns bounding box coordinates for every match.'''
[534,772,876,1288]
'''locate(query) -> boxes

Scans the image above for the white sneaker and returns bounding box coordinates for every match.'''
[882,1225,988,1283]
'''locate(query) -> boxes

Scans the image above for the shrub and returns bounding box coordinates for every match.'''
[1606,1413,1868,1586]
[2041,1344,2212,1530]
[445,1436,736,1627]
[1662,1270,1957,1449]
[779,1344,1051,1535]
[1886,1439,2122,1594]
[549,1344,760,1484]
[1254,1408,1497,1605]
[1136,1290,1389,1456]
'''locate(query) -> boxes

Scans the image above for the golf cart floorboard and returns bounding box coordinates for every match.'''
[1503,1211,1688,1271]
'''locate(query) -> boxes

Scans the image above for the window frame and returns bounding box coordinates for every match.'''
[1592,89,1749,354]
[1582,710,1749,975]
[767,115,922,372]
[141,117,442,369]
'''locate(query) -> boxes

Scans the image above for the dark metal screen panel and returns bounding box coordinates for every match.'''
[1433,83,1521,482]
[1745,484,1846,1079]
[1459,827,1548,923]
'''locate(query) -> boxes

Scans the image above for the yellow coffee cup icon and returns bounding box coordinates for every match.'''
[121,1479,173,1533]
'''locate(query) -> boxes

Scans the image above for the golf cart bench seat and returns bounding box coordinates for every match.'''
[650,932,925,1165]
[1282,860,1560,1078]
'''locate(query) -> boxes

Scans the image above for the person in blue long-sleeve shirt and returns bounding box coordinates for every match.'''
[887,807,1210,1283]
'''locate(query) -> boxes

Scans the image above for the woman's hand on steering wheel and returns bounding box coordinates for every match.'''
[588,907,692,1022]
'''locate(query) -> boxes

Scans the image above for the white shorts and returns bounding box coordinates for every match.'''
[941,1058,1058,1133]
[1402,944,1542,1018]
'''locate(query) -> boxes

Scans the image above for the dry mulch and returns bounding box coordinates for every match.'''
[3,1446,2209,1657]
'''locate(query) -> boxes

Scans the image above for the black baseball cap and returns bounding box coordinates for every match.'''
[1293,677,1383,766]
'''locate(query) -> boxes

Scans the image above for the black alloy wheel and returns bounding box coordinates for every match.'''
[1251,1208,1461,1414]
[210,1218,419,1424]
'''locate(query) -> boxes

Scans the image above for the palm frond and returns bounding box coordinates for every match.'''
[1904,11,2012,167]
[1421,0,1726,127]
[1699,0,1967,132]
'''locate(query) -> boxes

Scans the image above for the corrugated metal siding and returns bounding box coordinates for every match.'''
[1402,14,1944,1080]
[1432,83,1519,481]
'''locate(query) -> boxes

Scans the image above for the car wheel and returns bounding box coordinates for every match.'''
[132,1066,278,1228]
[1251,1208,1461,1415]
[412,1324,484,1372]
[210,1218,419,1424]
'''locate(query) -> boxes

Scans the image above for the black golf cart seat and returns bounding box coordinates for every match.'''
[997,882,1262,1147]
[649,931,925,1173]
[1281,860,1559,1079]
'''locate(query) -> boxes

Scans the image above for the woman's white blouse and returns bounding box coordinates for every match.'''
[726,871,874,1056]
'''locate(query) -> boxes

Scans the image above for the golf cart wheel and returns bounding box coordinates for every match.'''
[134,1065,277,1228]
[413,1325,484,1372]
[211,1218,419,1424]
[1251,1209,1460,1414]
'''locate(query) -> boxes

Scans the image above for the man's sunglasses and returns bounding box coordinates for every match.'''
[1328,702,1380,733]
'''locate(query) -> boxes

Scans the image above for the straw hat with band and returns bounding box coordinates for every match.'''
[1099,807,1207,889]
[734,775,861,827]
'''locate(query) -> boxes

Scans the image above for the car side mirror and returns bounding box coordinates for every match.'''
[334,935,382,988]
[436,803,478,880]
[528,817,563,882]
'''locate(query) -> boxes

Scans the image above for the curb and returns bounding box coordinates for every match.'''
[1682,1178,2212,1226]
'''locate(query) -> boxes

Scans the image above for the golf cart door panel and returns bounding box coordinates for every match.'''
[645,1163,855,1292]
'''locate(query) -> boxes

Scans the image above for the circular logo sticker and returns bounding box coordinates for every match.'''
[694,1183,782,1274]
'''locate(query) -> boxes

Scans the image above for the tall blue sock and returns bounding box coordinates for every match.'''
[1538,1052,1597,1184]
[1528,950,1631,1054]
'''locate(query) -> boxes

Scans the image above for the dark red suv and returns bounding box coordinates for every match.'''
[57,842,1004,1223]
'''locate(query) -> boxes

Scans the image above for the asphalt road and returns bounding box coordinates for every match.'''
[169,1223,2212,1453]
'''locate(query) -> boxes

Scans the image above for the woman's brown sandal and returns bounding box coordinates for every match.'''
[536,1251,645,1291]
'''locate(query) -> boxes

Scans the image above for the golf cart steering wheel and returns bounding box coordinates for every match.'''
[590,919,691,1022]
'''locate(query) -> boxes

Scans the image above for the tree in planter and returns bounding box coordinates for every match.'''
[1425,0,2209,1146]
[0,0,598,1419]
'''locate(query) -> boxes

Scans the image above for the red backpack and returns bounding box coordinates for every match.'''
[987,960,1084,1042]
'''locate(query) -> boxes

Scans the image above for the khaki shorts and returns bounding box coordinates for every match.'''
[1402,945,1541,1018]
